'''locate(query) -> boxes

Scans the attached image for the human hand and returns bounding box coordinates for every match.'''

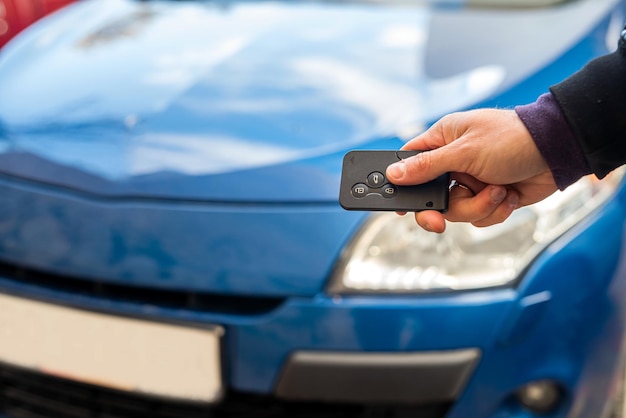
[386,109,558,233]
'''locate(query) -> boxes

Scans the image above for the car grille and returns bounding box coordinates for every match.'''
[0,261,284,316]
[0,364,452,418]
[0,363,211,418]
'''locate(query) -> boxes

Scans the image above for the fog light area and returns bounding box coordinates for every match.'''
[516,380,563,414]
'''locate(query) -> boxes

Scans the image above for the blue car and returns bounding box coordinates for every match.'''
[0,0,625,417]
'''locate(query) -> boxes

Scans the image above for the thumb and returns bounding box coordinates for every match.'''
[386,148,453,185]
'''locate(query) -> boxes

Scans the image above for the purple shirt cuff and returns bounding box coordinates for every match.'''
[515,93,591,190]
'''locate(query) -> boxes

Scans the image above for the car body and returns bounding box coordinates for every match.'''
[0,0,625,417]
[0,0,75,48]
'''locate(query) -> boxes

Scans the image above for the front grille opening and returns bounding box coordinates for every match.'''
[0,363,213,418]
[0,261,284,316]
[0,364,452,418]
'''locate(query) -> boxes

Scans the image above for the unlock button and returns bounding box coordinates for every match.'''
[351,183,368,198]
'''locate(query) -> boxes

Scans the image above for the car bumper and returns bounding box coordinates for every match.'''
[1,259,625,418]
[275,348,480,403]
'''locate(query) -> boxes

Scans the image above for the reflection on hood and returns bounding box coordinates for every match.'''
[0,0,504,201]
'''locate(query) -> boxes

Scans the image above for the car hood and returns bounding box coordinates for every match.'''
[0,0,507,202]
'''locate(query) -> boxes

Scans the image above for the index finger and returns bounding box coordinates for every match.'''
[386,146,455,186]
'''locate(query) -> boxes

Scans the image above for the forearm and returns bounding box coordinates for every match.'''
[515,26,626,188]
[549,27,626,179]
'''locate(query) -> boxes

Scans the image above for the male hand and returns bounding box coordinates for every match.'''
[386,109,558,233]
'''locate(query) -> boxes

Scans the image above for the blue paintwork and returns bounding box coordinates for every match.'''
[0,0,625,417]
[0,175,366,295]
[0,0,613,201]
[0,0,447,200]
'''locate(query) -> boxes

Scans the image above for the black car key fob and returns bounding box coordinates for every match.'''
[339,150,449,212]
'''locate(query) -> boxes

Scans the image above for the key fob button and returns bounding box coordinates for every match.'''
[381,184,397,198]
[351,183,368,198]
[367,172,385,188]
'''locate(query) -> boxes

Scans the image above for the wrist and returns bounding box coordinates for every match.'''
[515,93,591,190]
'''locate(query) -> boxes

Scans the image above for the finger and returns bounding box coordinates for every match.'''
[450,173,485,197]
[413,186,512,233]
[412,177,482,233]
[386,148,452,186]
[387,114,469,185]
[414,210,447,233]
[445,185,508,223]
[449,179,478,199]
[387,141,472,187]
[471,190,520,228]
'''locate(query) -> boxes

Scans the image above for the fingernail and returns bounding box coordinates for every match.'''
[387,161,405,179]
[490,186,507,204]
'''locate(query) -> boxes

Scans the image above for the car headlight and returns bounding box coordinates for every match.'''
[328,170,624,294]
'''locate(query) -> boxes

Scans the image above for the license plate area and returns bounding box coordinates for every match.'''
[0,293,223,402]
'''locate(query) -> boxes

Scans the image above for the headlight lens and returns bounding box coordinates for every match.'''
[328,171,624,294]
